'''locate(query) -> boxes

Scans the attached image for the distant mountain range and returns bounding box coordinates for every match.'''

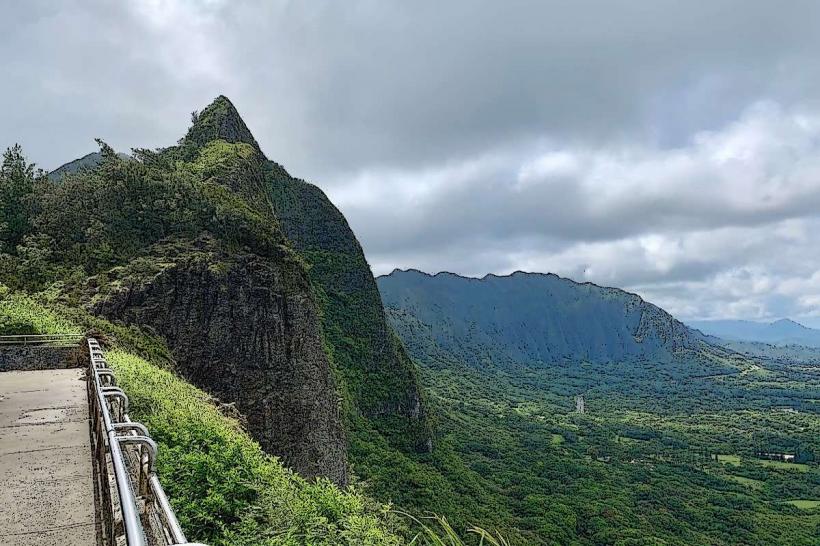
[378,269,703,367]
[688,318,820,347]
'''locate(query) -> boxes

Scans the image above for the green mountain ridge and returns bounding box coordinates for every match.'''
[378,268,704,367]
[3,95,431,486]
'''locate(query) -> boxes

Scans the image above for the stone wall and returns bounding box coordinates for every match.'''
[0,345,85,371]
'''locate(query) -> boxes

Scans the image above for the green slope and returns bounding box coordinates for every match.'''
[369,269,820,544]
[0,293,403,546]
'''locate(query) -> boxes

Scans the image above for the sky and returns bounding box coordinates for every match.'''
[3,1,820,325]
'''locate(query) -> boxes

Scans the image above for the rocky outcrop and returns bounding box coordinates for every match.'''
[183,95,261,151]
[91,240,348,484]
[60,94,430,484]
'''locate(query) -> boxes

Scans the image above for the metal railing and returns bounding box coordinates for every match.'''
[87,337,207,546]
[0,333,84,346]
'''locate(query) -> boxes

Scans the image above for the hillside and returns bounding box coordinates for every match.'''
[689,318,820,347]
[48,151,131,181]
[0,96,431,487]
[0,293,404,545]
[370,268,820,545]
[378,269,702,368]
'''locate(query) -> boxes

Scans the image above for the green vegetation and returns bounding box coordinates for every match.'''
[109,350,403,546]
[366,282,820,544]
[0,144,37,252]
[785,500,820,509]
[0,292,406,545]
[0,133,477,545]
[726,475,764,490]
[402,514,510,546]
[759,460,810,472]
[266,173,432,454]
[718,454,742,466]
[0,293,80,335]
[354,355,820,545]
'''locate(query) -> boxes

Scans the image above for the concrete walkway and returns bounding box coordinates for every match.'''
[0,369,97,545]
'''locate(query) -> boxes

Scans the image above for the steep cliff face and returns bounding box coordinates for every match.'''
[378,269,702,368]
[91,240,348,484]
[266,174,431,452]
[56,95,430,485]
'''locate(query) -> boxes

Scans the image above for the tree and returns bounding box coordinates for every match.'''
[0,144,36,252]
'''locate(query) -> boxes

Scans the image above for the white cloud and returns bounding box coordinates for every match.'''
[332,102,820,324]
[3,1,820,325]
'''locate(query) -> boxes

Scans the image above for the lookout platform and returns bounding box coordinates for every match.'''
[0,368,97,545]
[0,335,205,546]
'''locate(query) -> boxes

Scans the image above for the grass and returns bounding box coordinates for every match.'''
[400,514,510,546]
[726,475,764,490]
[784,500,820,509]
[717,454,741,466]
[758,460,809,472]
[0,293,81,335]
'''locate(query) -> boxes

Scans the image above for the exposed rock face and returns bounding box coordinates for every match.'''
[91,241,348,484]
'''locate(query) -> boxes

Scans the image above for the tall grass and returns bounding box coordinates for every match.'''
[400,513,510,546]
[0,292,81,335]
[102,350,405,545]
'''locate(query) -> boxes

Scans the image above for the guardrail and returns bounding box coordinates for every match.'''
[87,337,207,546]
[0,333,84,346]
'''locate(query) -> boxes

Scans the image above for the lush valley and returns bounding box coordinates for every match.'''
[3,96,820,545]
[372,270,820,544]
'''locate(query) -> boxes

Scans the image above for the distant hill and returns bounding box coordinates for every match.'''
[688,318,820,347]
[48,151,130,181]
[377,269,704,367]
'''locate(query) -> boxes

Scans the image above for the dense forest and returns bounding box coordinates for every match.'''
[366,270,820,544]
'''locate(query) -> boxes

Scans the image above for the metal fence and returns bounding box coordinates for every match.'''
[0,333,84,346]
[87,337,207,546]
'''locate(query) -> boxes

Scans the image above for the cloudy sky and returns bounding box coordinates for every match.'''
[3,1,820,324]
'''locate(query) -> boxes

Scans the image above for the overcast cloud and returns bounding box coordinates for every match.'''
[3,1,820,324]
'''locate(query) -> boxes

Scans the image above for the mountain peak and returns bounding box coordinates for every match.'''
[772,318,803,327]
[183,95,262,153]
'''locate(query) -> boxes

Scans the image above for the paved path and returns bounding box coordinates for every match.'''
[0,369,97,545]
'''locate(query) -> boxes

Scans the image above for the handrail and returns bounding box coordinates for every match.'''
[0,333,84,346]
[87,337,206,546]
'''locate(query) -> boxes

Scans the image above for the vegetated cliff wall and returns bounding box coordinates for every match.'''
[91,240,348,484]
[378,269,703,367]
[267,171,431,452]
